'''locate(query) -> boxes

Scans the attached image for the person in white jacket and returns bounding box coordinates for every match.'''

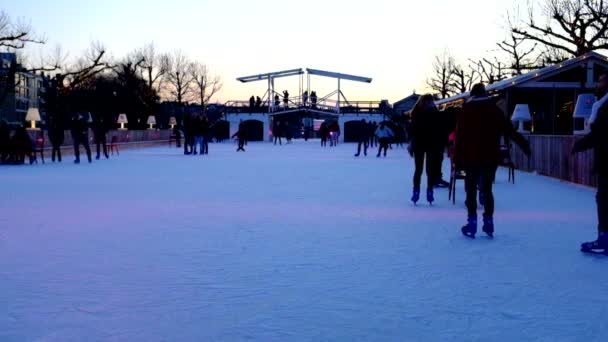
[375,122,394,157]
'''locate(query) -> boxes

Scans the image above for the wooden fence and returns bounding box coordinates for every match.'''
[510,135,597,187]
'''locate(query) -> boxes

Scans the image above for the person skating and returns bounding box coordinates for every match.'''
[92,114,109,160]
[48,116,64,162]
[273,121,283,145]
[201,115,210,155]
[71,112,92,164]
[572,72,608,254]
[320,122,329,147]
[408,94,444,205]
[183,112,194,155]
[0,120,10,164]
[232,121,247,152]
[375,122,393,158]
[354,119,369,157]
[455,84,530,239]
[192,115,204,155]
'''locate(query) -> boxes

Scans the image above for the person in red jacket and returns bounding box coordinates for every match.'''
[455,83,531,238]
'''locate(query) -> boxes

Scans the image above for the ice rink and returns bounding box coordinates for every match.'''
[1,141,606,341]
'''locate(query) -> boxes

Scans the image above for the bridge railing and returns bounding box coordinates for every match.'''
[224,98,387,114]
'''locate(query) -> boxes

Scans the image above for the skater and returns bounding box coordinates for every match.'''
[273,121,283,145]
[71,112,92,164]
[232,121,247,152]
[375,122,393,158]
[92,114,109,160]
[48,115,64,163]
[320,122,329,147]
[455,83,530,239]
[201,115,210,154]
[183,112,194,155]
[572,71,608,254]
[408,94,444,205]
[193,115,203,155]
[11,126,32,165]
[354,119,369,157]
[0,120,10,164]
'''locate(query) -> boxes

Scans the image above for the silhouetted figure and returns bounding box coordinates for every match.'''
[201,115,210,154]
[303,91,309,106]
[273,121,283,145]
[183,113,194,155]
[320,122,329,147]
[249,96,255,112]
[274,94,281,109]
[375,122,393,158]
[48,116,65,162]
[311,91,318,109]
[255,96,262,110]
[71,113,92,164]
[328,121,340,146]
[354,119,369,157]
[285,121,293,144]
[232,121,246,152]
[408,94,444,205]
[573,71,608,253]
[456,83,531,239]
[11,126,32,165]
[283,90,290,109]
[0,120,11,164]
[93,115,109,160]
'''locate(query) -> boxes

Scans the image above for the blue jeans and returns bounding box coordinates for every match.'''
[194,136,203,153]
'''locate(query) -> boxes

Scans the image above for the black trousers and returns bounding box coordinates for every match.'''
[237,138,245,151]
[356,139,368,156]
[464,165,497,218]
[52,144,62,162]
[598,176,608,233]
[95,134,108,158]
[377,138,389,156]
[413,149,439,190]
[274,136,282,145]
[73,134,92,162]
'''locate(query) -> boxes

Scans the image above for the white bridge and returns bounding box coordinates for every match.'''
[223,68,389,142]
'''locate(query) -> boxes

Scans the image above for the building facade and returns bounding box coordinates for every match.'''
[0,53,47,125]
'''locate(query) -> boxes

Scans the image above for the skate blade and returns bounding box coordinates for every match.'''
[581,249,608,255]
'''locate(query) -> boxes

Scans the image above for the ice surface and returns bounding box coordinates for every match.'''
[1,141,606,342]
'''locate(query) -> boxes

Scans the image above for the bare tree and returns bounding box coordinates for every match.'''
[164,50,193,105]
[189,62,222,115]
[60,41,110,91]
[471,58,508,85]
[0,10,45,49]
[451,63,479,93]
[512,0,608,57]
[427,51,455,99]
[498,33,541,75]
[136,42,169,92]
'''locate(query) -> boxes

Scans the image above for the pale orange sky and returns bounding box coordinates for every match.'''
[6,0,518,103]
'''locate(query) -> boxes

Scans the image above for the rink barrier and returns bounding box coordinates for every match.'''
[510,135,597,187]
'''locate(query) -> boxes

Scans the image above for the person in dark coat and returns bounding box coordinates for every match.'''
[283,90,290,109]
[48,116,65,162]
[249,96,255,112]
[354,119,369,157]
[183,112,195,155]
[273,121,283,145]
[232,121,247,152]
[285,121,292,144]
[11,126,32,164]
[573,72,608,253]
[0,120,11,164]
[92,114,109,160]
[255,96,262,110]
[408,94,444,204]
[193,115,203,155]
[71,112,92,164]
[319,122,329,147]
[455,83,530,238]
[201,115,210,154]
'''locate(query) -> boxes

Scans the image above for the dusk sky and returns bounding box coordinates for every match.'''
[5,0,515,102]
